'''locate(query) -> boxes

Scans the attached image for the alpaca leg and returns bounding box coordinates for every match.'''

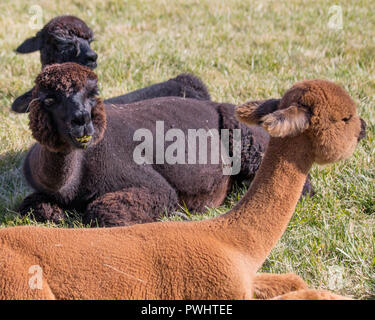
[271,289,352,300]
[18,192,65,223]
[253,273,308,299]
[83,186,178,227]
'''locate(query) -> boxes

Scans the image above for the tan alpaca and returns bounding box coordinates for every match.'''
[0,79,366,300]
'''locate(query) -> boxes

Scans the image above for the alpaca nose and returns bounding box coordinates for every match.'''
[358,118,367,141]
[71,110,91,127]
[86,50,98,62]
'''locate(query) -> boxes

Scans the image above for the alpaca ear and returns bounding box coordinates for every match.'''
[261,104,310,137]
[16,34,42,53]
[11,89,34,113]
[236,98,281,125]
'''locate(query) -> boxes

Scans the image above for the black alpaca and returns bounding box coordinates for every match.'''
[11,15,210,114]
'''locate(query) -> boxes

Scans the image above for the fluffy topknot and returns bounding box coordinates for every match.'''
[280,79,357,126]
[236,79,364,165]
[34,62,97,97]
[42,15,93,41]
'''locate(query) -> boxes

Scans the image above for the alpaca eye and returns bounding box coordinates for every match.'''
[44,98,55,106]
[342,115,352,123]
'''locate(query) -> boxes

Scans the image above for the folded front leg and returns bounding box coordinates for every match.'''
[272,289,352,300]
[83,186,178,227]
[18,192,65,223]
[253,273,308,299]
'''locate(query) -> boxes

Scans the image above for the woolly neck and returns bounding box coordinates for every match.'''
[26,144,83,196]
[211,133,314,268]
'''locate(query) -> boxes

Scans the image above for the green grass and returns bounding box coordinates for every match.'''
[0,0,374,299]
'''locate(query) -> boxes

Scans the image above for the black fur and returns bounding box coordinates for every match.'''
[12,16,210,114]
[104,73,210,105]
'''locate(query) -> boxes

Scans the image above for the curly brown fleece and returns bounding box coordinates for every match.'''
[42,15,93,41]
[34,62,97,95]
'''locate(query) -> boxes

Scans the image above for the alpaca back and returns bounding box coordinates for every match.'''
[103,97,226,195]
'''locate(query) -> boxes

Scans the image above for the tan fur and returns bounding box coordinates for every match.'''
[236,100,263,125]
[236,99,279,126]
[272,289,352,300]
[253,273,308,299]
[0,80,364,300]
[261,105,310,137]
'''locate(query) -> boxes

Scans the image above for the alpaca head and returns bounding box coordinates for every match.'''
[236,79,366,164]
[29,63,106,152]
[16,15,97,69]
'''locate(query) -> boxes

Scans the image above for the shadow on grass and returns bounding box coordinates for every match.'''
[0,149,30,224]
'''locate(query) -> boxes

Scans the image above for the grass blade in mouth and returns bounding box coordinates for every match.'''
[76,136,92,143]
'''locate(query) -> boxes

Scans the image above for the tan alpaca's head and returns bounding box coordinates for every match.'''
[236,80,367,164]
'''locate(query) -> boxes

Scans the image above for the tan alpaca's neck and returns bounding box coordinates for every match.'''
[215,134,314,267]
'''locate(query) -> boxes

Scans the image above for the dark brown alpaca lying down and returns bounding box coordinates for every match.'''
[19,63,314,227]
[11,15,210,114]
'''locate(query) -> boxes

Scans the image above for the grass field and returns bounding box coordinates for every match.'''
[0,0,374,299]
